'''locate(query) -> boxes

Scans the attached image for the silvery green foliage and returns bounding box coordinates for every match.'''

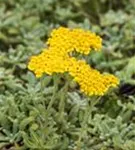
[0,0,135,149]
[1,74,135,149]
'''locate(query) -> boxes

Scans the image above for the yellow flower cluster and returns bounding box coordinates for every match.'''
[28,48,70,77]
[47,27,102,55]
[68,58,118,95]
[28,27,119,96]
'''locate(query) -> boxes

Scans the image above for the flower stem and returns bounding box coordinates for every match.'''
[58,81,69,122]
[76,97,101,150]
[47,74,59,111]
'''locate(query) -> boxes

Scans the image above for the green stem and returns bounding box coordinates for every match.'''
[40,76,45,97]
[47,75,59,111]
[76,97,101,150]
[58,81,69,122]
[39,76,46,107]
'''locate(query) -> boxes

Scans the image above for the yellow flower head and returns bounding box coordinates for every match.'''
[68,58,119,96]
[28,27,119,96]
[47,27,102,55]
[28,48,70,77]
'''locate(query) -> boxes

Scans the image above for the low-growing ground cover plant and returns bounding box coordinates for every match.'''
[0,0,135,150]
[26,27,119,149]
